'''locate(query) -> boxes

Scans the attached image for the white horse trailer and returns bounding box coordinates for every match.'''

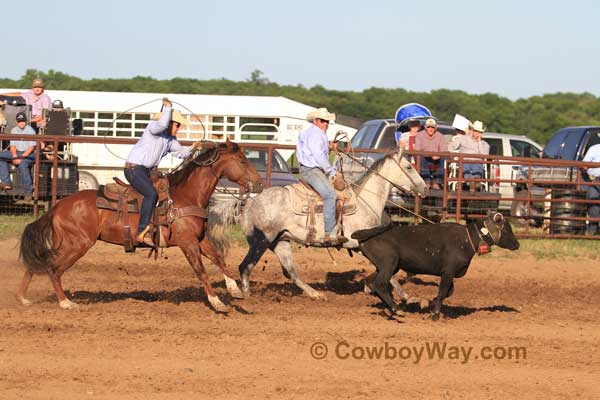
[0,89,357,189]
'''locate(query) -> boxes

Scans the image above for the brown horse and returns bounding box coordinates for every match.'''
[18,140,263,312]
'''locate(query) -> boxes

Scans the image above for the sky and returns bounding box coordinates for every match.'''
[4,0,599,100]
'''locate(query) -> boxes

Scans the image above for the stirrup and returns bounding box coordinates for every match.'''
[136,226,154,247]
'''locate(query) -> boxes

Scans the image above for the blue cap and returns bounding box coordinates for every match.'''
[16,112,27,122]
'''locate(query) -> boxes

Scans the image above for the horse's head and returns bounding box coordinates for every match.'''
[387,148,428,198]
[209,139,264,194]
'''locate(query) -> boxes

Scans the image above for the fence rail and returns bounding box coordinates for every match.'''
[1,134,599,239]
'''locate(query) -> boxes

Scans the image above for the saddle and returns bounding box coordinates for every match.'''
[286,178,357,243]
[95,175,208,254]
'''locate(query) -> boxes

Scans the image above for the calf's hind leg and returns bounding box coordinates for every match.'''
[431,274,454,321]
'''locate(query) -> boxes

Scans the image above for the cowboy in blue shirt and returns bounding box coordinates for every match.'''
[124,98,193,245]
[0,112,37,198]
[296,108,347,244]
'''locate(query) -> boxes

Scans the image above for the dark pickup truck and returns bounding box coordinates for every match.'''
[513,126,600,233]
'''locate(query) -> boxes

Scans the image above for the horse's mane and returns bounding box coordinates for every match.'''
[168,142,240,187]
[354,153,394,194]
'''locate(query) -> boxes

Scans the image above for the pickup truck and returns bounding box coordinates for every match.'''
[526,126,600,181]
[342,118,543,215]
[512,126,600,231]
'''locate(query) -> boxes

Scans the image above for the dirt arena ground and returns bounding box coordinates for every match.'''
[0,238,599,399]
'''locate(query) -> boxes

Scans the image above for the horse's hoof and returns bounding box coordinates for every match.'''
[208,295,229,313]
[241,289,251,299]
[431,313,440,321]
[59,299,79,310]
[18,297,33,306]
[309,291,328,301]
[225,278,245,299]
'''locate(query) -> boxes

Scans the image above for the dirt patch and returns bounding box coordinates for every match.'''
[1,239,599,399]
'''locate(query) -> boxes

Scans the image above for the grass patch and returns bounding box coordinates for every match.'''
[0,215,35,240]
[509,238,599,260]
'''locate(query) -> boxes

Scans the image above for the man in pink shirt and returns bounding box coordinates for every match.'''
[415,118,447,190]
[2,78,51,131]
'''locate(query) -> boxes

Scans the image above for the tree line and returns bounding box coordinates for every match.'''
[2,69,599,144]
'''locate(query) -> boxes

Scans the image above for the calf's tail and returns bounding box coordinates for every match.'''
[351,223,393,242]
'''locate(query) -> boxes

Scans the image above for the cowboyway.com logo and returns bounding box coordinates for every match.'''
[309,340,526,364]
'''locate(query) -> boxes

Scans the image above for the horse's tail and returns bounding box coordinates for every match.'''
[20,210,58,274]
[350,223,393,242]
[207,199,245,257]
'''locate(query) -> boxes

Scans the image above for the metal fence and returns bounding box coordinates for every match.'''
[1,134,599,239]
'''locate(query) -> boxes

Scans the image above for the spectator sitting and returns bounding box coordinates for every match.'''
[397,120,421,165]
[415,118,446,190]
[0,112,37,200]
[448,120,490,191]
[583,143,600,236]
[1,79,52,132]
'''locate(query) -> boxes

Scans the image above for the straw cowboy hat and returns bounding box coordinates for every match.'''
[32,78,44,88]
[425,118,437,128]
[307,107,336,122]
[152,109,190,127]
[472,120,486,133]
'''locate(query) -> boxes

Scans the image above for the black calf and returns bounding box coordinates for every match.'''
[351,211,519,320]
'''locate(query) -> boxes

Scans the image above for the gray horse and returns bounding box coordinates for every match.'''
[215,148,428,299]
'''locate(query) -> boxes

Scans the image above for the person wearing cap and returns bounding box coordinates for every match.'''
[51,99,64,110]
[124,97,194,245]
[296,107,347,245]
[2,79,52,130]
[0,112,37,197]
[449,120,490,190]
[415,118,447,190]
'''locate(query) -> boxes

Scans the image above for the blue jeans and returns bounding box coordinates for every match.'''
[463,163,484,179]
[0,150,36,193]
[124,166,158,233]
[419,157,445,185]
[586,182,600,234]
[299,166,336,235]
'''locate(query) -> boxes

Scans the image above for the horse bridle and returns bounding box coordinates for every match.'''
[341,152,422,194]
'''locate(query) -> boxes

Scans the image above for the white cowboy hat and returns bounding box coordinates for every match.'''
[452,114,471,132]
[152,109,190,127]
[307,107,335,122]
[472,120,485,133]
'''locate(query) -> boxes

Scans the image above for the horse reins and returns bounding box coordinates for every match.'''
[339,151,435,223]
